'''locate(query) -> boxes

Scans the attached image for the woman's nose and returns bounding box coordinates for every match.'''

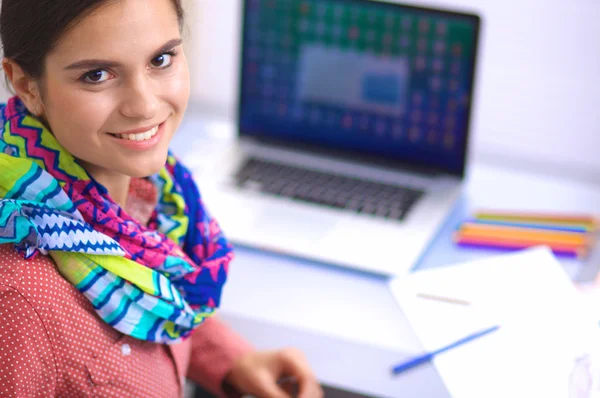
[119,76,159,120]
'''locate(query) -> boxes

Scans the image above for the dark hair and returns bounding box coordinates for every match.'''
[1,0,185,80]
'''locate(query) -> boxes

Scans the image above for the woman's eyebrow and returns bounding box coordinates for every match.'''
[64,38,183,71]
[64,59,120,71]
[153,38,183,56]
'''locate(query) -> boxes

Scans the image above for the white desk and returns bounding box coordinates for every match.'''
[173,113,600,398]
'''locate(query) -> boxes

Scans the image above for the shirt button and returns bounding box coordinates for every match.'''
[121,344,131,356]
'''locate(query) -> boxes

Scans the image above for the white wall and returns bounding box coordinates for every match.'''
[187,0,600,184]
[0,80,11,102]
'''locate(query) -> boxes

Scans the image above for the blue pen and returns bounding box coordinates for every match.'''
[391,325,500,375]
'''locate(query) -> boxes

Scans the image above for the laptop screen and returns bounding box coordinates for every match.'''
[238,0,480,176]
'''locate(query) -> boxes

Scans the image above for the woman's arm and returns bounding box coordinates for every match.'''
[186,317,255,397]
[186,318,323,398]
[0,285,58,396]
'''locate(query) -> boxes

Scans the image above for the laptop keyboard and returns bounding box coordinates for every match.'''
[234,158,424,221]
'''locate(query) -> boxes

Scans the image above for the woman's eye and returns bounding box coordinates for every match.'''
[151,53,174,68]
[82,70,111,84]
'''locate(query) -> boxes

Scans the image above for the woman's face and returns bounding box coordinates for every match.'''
[39,0,189,179]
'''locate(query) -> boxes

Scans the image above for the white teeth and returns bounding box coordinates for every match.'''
[115,126,159,141]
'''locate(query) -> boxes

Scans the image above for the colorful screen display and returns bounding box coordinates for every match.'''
[239,0,480,175]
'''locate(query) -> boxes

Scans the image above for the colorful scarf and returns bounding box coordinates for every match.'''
[0,97,233,344]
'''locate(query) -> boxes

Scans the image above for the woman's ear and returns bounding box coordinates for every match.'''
[2,59,44,116]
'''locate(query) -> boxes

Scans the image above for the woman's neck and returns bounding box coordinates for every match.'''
[81,162,131,207]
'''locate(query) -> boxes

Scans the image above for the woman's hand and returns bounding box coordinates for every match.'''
[224,348,324,398]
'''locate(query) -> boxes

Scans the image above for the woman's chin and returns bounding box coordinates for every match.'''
[121,154,170,179]
[127,165,166,179]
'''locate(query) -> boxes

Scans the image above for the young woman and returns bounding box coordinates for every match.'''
[0,1,323,397]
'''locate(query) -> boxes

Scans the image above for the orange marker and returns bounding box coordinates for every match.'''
[458,223,591,246]
[474,211,599,231]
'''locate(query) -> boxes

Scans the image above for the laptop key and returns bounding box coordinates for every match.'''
[263,182,286,195]
[376,207,390,218]
[360,202,377,215]
[389,208,405,220]
[346,199,363,211]
[334,196,349,208]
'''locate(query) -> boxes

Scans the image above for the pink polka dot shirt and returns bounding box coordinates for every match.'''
[0,178,254,397]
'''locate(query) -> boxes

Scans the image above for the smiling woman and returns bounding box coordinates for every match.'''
[3,0,190,204]
[0,1,322,397]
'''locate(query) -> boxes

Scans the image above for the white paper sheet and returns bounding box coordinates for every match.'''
[389,247,600,398]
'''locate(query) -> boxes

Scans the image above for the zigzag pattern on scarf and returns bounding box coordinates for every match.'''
[0,200,124,255]
[148,169,186,245]
[0,96,234,343]
[6,117,83,183]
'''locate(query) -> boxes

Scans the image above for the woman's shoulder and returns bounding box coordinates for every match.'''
[0,244,122,362]
[0,244,58,280]
[0,245,183,396]
[0,244,80,311]
[0,244,58,287]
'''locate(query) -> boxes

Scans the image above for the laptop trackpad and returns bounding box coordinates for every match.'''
[257,205,334,244]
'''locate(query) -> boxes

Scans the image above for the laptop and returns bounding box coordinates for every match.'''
[195,0,481,276]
